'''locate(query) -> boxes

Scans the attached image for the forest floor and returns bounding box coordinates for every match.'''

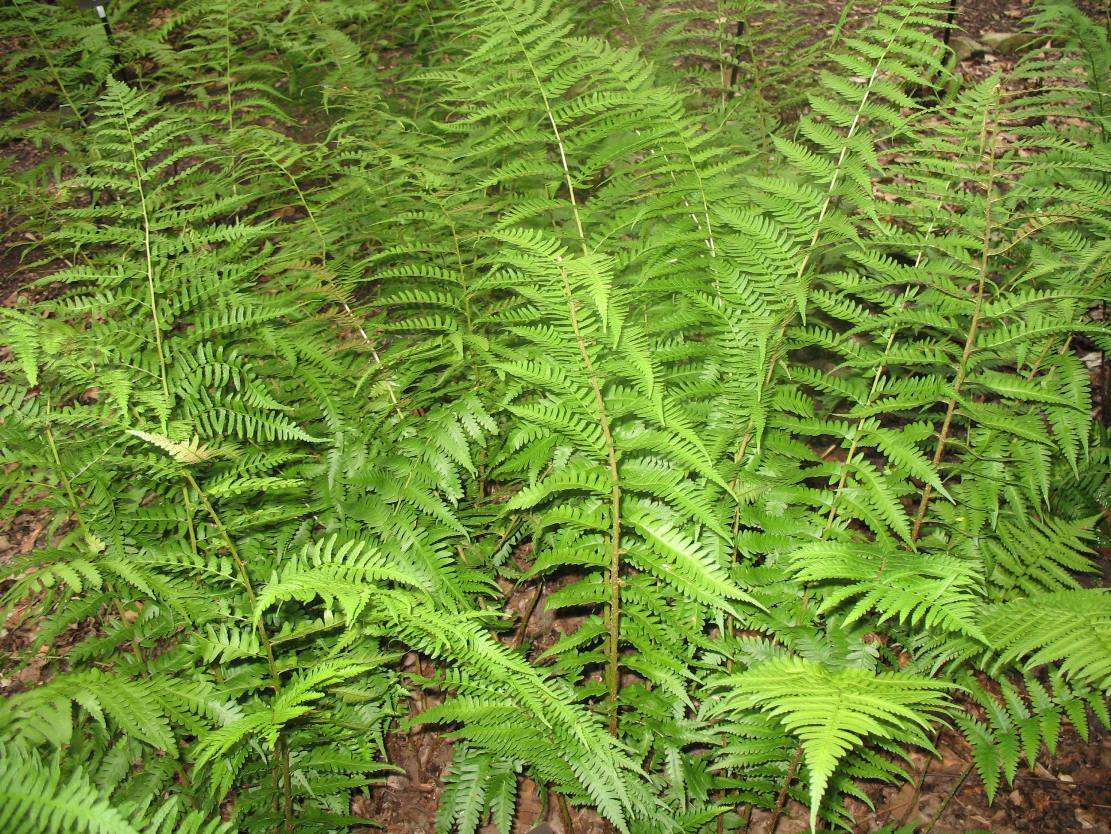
[1,1,1109,833]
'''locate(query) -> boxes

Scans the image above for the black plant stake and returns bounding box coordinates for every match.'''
[942,0,958,47]
[728,19,746,95]
[923,0,959,96]
[77,0,119,66]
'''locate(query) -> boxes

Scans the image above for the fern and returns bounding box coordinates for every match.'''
[710,658,953,830]
[1,0,1109,832]
[982,589,1111,690]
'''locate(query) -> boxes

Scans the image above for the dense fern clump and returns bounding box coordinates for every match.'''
[0,1,1108,833]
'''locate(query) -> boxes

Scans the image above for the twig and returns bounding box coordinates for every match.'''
[511,580,544,650]
[768,747,803,834]
[727,19,746,95]
[922,763,973,834]
[898,737,939,828]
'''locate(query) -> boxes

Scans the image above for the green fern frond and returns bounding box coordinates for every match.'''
[982,589,1111,690]
[0,744,143,834]
[711,658,953,830]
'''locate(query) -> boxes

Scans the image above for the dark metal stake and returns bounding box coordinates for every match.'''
[727,19,746,95]
[77,0,119,64]
[942,0,958,48]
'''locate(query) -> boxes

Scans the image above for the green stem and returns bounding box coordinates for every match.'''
[181,470,293,834]
[182,485,199,560]
[13,0,88,127]
[44,425,83,534]
[728,6,917,479]
[494,0,625,732]
[558,263,623,734]
[912,86,1000,542]
[120,99,170,416]
[263,145,405,421]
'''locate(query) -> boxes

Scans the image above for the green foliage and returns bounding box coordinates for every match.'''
[0,0,1108,833]
[710,658,952,829]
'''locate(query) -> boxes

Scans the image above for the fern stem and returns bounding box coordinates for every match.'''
[940,0,959,49]
[716,6,730,111]
[912,87,1000,541]
[730,314,788,480]
[251,140,405,419]
[43,423,101,558]
[729,5,918,480]
[768,746,803,834]
[723,15,745,107]
[445,213,488,436]
[181,484,200,561]
[740,804,753,834]
[224,0,234,134]
[181,472,279,683]
[493,0,627,731]
[823,329,898,531]
[556,791,575,834]
[823,302,910,533]
[896,740,937,828]
[557,261,623,733]
[790,37,893,288]
[490,0,589,252]
[120,95,171,414]
[276,734,295,833]
[962,249,1111,484]
[1025,250,1111,382]
[44,425,81,529]
[511,580,545,650]
[181,470,294,833]
[13,0,88,127]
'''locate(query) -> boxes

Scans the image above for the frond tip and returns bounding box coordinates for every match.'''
[127,430,221,465]
[710,658,954,830]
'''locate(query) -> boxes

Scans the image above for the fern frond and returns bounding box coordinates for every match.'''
[982,589,1111,690]
[711,657,953,830]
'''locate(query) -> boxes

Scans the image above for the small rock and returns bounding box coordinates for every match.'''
[1075,809,1096,830]
[950,35,987,62]
[981,31,1046,55]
